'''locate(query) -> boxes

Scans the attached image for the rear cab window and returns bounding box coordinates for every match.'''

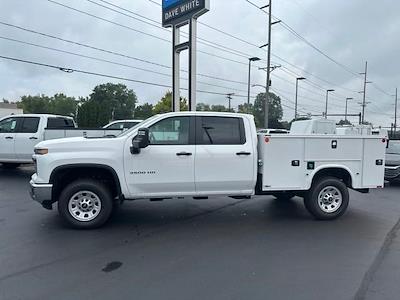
[197,116,246,145]
[47,117,75,129]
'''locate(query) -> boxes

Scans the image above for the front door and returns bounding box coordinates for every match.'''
[195,116,255,195]
[0,117,19,161]
[126,116,196,198]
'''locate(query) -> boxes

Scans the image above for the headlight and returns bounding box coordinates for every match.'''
[34,148,49,155]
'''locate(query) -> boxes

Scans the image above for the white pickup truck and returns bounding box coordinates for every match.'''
[0,114,123,167]
[30,112,386,229]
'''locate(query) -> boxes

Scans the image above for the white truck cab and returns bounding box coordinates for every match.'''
[0,114,126,167]
[29,112,387,229]
[0,114,75,166]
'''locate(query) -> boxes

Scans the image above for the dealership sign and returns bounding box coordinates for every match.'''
[162,0,210,27]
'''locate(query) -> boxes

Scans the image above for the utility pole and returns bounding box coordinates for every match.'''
[345,97,353,121]
[226,93,234,112]
[259,0,280,129]
[295,77,306,120]
[359,61,371,124]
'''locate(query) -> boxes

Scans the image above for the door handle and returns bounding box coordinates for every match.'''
[5,136,13,140]
[176,152,192,156]
[29,137,38,140]
[236,152,251,156]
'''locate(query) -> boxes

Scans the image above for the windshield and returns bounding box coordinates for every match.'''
[387,142,400,154]
[117,115,159,137]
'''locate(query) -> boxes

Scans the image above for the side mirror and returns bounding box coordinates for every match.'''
[130,128,150,155]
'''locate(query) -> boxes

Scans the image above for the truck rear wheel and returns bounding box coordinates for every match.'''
[304,177,349,220]
[58,179,113,229]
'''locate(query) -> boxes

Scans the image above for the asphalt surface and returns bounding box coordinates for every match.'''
[1,166,400,300]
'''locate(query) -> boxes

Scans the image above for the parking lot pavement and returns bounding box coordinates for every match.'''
[1,166,400,300]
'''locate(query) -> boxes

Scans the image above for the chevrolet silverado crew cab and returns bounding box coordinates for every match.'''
[30,112,386,229]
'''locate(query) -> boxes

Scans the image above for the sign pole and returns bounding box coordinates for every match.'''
[189,18,197,111]
[162,0,209,112]
[172,25,180,112]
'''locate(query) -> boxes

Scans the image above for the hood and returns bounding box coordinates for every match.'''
[35,136,123,153]
[385,153,400,166]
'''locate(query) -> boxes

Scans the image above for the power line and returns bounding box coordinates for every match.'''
[85,0,259,61]
[243,0,361,78]
[0,35,262,94]
[0,54,256,98]
[143,0,359,94]
[47,0,259,67]
[0,21,253,86]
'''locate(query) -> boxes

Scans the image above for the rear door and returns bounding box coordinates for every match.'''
[195,116,254,194]
[0,117,20,160]
[15,117,41,161]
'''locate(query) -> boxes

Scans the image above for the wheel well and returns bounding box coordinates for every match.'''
[312,168,352,188]
[50,165,121,202]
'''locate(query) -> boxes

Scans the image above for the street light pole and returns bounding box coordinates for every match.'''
[345,97,353,121]
[295,77,306,120]
[325,89,335,119]
[247,57,261,113]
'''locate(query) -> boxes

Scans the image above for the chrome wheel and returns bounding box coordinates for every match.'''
[318,186,343,213]
[68,191,102,222]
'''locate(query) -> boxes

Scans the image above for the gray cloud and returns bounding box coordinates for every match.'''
[0,0,399,126]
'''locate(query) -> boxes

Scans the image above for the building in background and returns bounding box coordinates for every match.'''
[0,103,23,118]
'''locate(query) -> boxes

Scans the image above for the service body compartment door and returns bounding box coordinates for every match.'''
[362,138,386,187]
[259,136,306,190]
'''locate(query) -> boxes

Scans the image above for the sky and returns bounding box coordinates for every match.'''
[0,0,399,127]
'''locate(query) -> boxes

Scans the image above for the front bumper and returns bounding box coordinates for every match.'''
[29,180,53,205]
[385,165,400,180]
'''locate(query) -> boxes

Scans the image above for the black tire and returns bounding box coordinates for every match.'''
[272,192,296,200]
[58,179,113,229]
[2,163,21,169]
[304,177,349,220]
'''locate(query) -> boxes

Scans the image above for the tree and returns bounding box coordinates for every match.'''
[49,93,78,118]
[196,103,211,111]
[237,103,253,114]
[134,103,154,119]
[18,94,78,117]
[337,119,352,126]
[153,91,188,114]
[19,95,51,114]
[253,92,283,128]
[78,83,137,127]
[2,99,9,103]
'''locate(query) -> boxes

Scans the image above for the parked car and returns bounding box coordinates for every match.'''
[385,140,400,182]
[0,114,124,167]
[30,112,386,229]
[103,120,143,130]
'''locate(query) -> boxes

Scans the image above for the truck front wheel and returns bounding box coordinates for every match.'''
[58,179,113,229]
[304,177,349,220]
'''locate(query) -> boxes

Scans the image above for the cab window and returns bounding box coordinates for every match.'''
[0,117,19,133]
[197,117,246,145]
[148,117,190,145]
[20,117,40,133]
